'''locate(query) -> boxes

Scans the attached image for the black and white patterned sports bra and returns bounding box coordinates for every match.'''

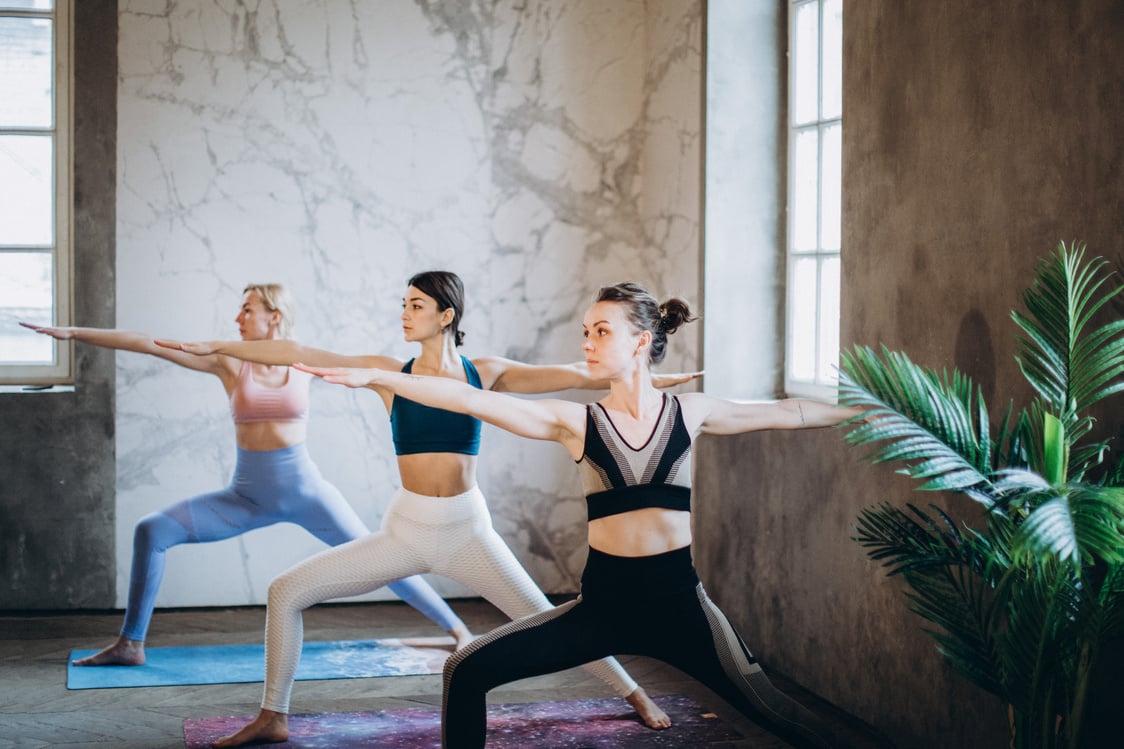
[577,393,693,522]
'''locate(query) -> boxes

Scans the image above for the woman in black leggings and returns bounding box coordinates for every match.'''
[300,281,861,749]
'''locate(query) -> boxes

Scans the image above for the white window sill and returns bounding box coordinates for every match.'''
[0,384,76,394]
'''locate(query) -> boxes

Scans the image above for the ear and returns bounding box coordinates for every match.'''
[440,307,456,329]
[270,310,282,328]
[635,329,652,355]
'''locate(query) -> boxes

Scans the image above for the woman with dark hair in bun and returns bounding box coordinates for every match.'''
[301,281,860,749]
[166,272,686,747]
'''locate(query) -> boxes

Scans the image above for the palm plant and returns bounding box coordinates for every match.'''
[838,242,1124,749]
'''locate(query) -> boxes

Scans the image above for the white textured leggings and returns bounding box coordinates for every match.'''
[261,485,638,713]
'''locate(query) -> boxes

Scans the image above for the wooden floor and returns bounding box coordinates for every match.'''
[0,598,894,748]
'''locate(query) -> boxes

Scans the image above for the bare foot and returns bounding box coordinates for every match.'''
[626,687,672,729]
[210,710,288,748]
[71,636,145,666]
[450,623,475,650]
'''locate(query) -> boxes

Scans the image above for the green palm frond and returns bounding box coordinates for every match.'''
[994,561,1080,715]
[854,503,1006,696]
[1013,242,1124,426]
[1013,486,1124,565]
[840,346,997,499]
[1099,562,1124,638]
[904,563,1002,696]
[854,503,970,575]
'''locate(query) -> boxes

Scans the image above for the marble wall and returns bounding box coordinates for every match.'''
[115,0,701,610]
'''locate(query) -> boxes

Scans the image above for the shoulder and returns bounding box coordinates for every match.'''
[214,352,247,380]
[672,392,725,436]
[468,355,511,389]
[469,355,508,372]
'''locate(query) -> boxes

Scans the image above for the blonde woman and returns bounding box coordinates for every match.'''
[22,284,467,668]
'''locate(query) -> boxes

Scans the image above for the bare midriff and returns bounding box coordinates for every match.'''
[398,452,478,497]
[235,420,308,451]
[588,508,692,558]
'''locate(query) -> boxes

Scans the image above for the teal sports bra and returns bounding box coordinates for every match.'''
[390,356,483,456]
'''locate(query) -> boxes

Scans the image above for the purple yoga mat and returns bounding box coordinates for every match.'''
[183,693,743,748]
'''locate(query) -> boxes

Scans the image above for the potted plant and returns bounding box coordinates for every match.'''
[838,242,1124,748]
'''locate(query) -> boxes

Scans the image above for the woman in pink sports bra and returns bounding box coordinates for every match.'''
[165,271,692,748]
[21,284,469,668]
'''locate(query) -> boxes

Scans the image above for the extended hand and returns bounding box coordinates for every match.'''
[293,363,380,389]
[19,322,74,339]
[155,339,217,356]
[653,370,704,389]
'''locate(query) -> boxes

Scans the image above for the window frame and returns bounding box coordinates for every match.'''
[784,0,841,401]
[0,0,73,386]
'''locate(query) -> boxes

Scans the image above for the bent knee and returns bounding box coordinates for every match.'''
[444,642,505,693]
[266,573,299,608]
[266,569,321,612]
[133,512,183,551]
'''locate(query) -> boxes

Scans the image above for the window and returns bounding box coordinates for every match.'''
[0,0,71,385]
[786,0,841,398]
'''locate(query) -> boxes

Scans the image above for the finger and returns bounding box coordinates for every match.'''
[153,339,183,350]
[18,321,41,331]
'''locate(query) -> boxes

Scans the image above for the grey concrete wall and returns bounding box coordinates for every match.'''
[0,0,118,610]
[695,1,1123,747]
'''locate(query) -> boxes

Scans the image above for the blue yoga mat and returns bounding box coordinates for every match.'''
[67,636,454,690]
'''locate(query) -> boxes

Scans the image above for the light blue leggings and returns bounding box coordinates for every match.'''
[120,443,462,641]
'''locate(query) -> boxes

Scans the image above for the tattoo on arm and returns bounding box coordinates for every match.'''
[797,401,806,426]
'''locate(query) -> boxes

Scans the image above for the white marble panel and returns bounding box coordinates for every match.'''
[116,0,702,610]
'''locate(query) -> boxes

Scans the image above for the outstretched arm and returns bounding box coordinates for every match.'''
[679,392,864,436]
[297,364,587,456]
[156,338,400,371]
[21,323,228,375]
[477,356,703,394]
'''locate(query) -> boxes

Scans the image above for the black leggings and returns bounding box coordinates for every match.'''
[441,546,839,749]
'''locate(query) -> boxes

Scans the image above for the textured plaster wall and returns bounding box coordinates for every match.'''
[694,1,1123,747]
[0,1,118,610]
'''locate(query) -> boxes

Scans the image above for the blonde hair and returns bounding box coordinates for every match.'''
[243,283,295,338]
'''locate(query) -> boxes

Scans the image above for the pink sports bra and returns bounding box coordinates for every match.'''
[229,361,311,424]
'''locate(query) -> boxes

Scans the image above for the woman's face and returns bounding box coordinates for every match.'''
[581,301,645,378]
[235,290,279,341]
[400,285,451,343]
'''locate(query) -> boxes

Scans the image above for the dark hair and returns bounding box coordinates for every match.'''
[408,270,466,346]
[594,282,697,365]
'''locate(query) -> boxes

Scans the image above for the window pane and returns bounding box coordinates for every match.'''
[0,251,54,364]
[790,257,818,381]
[792,1,819,124]
[0,135,53,245]
[0,16,53,127]
[0,1,53,8]
[792,128,818,252]
[818,256,840,383]
[822,0,842,120]
[821,123,841,250]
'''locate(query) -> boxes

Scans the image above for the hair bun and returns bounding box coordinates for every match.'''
[658,298,696,335]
